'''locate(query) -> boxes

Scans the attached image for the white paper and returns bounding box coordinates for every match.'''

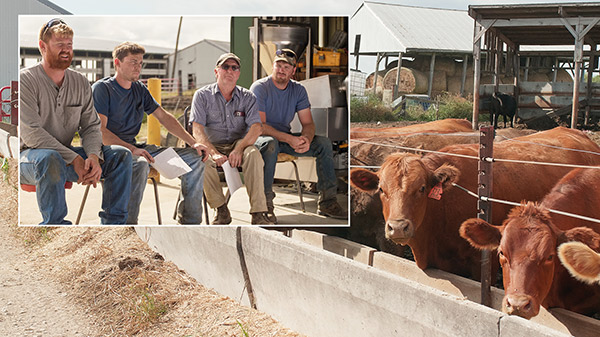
[150,147,192,179]
[221,160,243,196]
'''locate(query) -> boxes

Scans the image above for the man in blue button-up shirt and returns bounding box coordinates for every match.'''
[190,53,273,225]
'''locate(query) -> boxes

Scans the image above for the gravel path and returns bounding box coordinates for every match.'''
[0,225,101,336]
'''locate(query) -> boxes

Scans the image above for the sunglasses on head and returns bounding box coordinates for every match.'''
[276,49,296,59]
[42,18,66,37]
[220,64,240,71]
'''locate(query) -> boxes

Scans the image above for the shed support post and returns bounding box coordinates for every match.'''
[394,52,403,100]
[373,52,382,96]
[572,22,584,129]
[478,126,494,308]
[585,44,596,126]
[473,21,484,130]
[460,55,468,97]
[427,53,436,98]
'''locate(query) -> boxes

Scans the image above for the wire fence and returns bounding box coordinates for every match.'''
[351,132,600,224]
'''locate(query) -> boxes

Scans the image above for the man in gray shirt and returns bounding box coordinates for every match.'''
[190,53,273,224]
[20,18,132,224]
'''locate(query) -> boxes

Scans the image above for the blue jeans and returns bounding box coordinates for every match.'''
[20,146,132,225]
[254,135,338,206]
[129,145,205,224]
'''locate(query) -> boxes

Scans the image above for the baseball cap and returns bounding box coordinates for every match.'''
[216,53,241,67]
[274,49,297,66]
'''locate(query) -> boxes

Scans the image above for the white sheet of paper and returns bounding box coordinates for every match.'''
[221,160,243,196]
[150,147,192,179]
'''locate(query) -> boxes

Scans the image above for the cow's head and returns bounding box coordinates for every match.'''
[350,153,459,245]
[459,202,586,319]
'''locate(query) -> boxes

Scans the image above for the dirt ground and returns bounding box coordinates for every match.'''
[0,158,303,336]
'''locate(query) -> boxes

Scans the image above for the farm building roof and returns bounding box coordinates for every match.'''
[469,2,600,47]
[350,1,473,55]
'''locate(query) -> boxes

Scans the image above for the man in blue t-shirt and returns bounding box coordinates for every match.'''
[92,42,208,224]
[251,49,347,222]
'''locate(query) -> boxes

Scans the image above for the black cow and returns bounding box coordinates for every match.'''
[490,92,517,128]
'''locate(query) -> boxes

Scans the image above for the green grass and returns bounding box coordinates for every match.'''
[350,94,397,122]
[236,320,250,337]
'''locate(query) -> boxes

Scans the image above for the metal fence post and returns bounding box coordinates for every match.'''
[478,125,494,307]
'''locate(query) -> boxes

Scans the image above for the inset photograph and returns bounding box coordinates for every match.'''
[19,15,348,225]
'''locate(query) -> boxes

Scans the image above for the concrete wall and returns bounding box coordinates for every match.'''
[136,227,581,337]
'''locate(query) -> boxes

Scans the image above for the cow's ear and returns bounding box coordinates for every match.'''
[459,218,501,250]
[350,168,379,193]
[558,241,600,285]
[560,227,600,251]
[432,163,460,189]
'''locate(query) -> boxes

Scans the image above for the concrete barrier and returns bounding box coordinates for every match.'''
[137,227,574,337]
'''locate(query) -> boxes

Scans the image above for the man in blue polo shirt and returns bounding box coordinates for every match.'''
[251,49,347,222]
[92,42,208,224]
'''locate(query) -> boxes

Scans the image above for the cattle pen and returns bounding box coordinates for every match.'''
[347,125,600,336]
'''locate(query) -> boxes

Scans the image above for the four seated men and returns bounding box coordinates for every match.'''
[20,19,347,225]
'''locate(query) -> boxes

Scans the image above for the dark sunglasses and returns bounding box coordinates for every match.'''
[220,64,240,71]
[276,49,296,59]
[42,18,66,37]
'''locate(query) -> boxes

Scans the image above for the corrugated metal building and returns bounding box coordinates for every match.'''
[350,1,474,98]
[20,32,173,84]
[167,39,230,91]
[0,0,70,87]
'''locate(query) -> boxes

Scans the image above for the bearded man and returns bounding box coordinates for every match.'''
[20,19,133,224]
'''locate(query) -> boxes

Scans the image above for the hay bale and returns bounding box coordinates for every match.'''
[554,68,573,82]
[381,67,429,94]
[447,76,473,96]
[366,72,385,89]
[434,57,457,76]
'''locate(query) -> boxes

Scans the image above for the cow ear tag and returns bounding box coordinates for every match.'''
[428,182,443,200]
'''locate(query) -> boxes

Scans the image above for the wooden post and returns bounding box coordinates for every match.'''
[373,52,382,96]
[460,55,468,97]
[473,22,484,130]
[394,52,403,100]
[585,45,596,126]
[478,125,494,308]
[572,23,584,129]
[427,53,436,98]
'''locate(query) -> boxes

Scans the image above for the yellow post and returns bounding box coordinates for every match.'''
[147,78,162,145]
[147,78,162,182]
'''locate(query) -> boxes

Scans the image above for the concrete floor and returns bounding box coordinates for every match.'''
[19,177,348,226]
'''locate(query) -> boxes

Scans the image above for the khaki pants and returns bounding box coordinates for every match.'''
[203,141,267,213]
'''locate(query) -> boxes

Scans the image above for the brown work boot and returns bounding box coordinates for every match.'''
[266,204,278,224]
[212,204,232,224]
[251,212,275,225]
[317,201,348,219]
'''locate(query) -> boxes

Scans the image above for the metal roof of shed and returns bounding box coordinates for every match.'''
[469,2,600,46]
[351,1,473,55]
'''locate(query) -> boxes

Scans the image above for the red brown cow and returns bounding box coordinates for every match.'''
[350,129,536,167]
[460,168,600,319]
[349,129,535,253]
[350,127,600,280]
[350,118,472,139]
[559,239,600,285]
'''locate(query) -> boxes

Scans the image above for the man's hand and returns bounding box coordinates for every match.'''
[82,155,102,187]
[295,135,311,153]
[289,135,310,154]
[71,156,87,184]
[228,148,243,168]
[211,151,228,167]
[71,155,102,187]
[192,143,209,162]
[132,147,154,163]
